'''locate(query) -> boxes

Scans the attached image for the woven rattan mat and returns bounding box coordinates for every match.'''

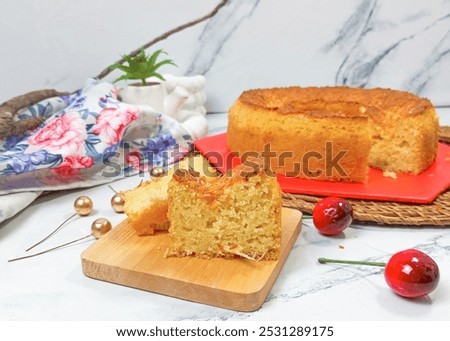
[439,126,450,144]
[282,190,450,226]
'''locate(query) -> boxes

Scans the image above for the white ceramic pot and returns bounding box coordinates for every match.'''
[119,82,167,114]
[118,75,208,140]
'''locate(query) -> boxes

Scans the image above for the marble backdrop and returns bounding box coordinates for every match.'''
[0,0,449,112]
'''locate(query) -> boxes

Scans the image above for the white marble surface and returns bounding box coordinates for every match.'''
[1,0,449,111]
[0,111,449,321]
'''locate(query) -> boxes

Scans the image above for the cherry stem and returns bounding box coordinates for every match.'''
[318,257,386,267]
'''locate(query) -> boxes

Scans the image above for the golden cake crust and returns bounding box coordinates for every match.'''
[227,86,439,182]
[239,86,433,116]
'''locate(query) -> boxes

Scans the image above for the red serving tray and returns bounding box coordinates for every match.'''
[195,133,450,204]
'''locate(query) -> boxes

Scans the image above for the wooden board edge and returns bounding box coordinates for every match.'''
[82,254,266,311]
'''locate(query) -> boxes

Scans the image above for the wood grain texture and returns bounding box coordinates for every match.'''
[81,208,302,312]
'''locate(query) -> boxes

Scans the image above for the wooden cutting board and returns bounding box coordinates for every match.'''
[81,208,302,312]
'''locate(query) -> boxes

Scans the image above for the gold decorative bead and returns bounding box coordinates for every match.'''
[111,193,125,213]
[74,196,93,216]
[91,218,112,239]
[150,167,165,177]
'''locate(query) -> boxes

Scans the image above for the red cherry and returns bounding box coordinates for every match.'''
[312,197,353,235]
[318,249,440,299]
[384,249,440,298]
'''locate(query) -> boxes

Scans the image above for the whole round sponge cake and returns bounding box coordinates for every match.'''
[227,86,439,182]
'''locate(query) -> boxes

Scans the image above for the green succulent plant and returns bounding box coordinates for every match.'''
[109,49,177,85]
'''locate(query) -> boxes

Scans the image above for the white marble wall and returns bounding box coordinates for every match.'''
[1,0,449,112]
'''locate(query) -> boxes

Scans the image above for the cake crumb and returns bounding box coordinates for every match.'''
[383,170,397,179]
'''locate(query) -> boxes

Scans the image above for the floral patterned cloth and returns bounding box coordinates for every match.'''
[0,78,196,222]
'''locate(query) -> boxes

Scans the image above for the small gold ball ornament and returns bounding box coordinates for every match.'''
[74,196,93,216]
[91,218,112,239]
[111,193,125,213]
[150,167,165,178]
